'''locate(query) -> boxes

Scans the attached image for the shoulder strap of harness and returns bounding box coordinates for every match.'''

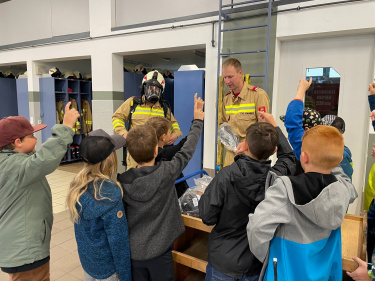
[127,96,142,130]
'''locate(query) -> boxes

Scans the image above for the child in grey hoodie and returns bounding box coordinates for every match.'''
[247,125,358,281]
[118,94,204,281]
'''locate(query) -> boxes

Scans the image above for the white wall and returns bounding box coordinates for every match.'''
[273,0,375,215]
[0,0,89,46]
[114,0,229,28]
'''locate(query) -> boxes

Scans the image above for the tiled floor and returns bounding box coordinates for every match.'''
[0,161,85,281]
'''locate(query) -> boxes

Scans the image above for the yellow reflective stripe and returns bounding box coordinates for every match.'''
[225,103,255,114]
[86,121,92,124]
[135,107,164,113]
[171,123,180,130]
[76,121,81,125]
[133,112,164,117]
[113,119,125,128]
[226,109,256,114]
[225,103,255,109]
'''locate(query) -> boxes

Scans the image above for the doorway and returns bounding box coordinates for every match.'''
[274,34,375,215]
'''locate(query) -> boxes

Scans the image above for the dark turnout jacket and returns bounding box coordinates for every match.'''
[118,120,203,261]
[199,127,296,278]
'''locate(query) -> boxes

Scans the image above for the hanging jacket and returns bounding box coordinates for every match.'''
[247,167,358,281]
[199,127,296,279]
[0,125,73,267]
[74,180,131,281]
[56,101,64,124]
[69,98,81,134]
[81,99,92,135]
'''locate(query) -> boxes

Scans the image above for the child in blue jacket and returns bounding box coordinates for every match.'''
[66,129,130,281]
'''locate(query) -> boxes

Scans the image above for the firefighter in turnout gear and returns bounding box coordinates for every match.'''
[220,58,270,167]
[112,70,182,169]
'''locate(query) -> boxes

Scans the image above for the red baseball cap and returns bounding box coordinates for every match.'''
[0,116,47,147]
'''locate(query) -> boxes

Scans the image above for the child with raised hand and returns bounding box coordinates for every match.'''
[66,129,130,281]
[247,125,357,281]
[118,93,204,281]
[0,102,79,281]
[199,111,295,281]
[145,116,189,197]
[284,77,322,160]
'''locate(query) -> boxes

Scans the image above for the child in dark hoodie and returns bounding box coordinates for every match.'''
[199,112,295,281]
[118,93,204,281]
[144,116,189,198]
[247,125,358,281]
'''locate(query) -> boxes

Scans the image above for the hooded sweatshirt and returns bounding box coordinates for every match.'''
[0,124,73,268]
[74,180,131,281]
[199,127,296,278]
[247,167,358,281]
[118,119,203,261]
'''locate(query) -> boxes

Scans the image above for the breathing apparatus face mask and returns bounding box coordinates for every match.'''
[144,85,162,103]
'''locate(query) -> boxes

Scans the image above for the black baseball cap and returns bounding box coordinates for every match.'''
[80,129,126,164]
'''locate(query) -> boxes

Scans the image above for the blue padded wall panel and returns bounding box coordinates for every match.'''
[124,72,143,100]
[0,78,18,119]
[163,78,174,114]
[16,79,30,120]
[174,70,205,187]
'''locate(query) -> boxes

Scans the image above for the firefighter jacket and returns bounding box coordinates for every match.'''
[81,99,92,135]
[56,101,64,124]
[219,83,270,141]
[112,96,182,137]
[69,98,81,135]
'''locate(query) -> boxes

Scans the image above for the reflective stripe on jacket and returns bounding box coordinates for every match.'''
[112,97,182,137]
[219,84,270,140]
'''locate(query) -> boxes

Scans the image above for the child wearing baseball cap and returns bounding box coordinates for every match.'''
[0,102,79,281]
[66,129,130,281]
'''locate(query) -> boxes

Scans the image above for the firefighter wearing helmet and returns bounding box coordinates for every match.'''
[112,70,182,170]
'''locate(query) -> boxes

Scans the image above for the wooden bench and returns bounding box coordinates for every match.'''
[173,213,367,280]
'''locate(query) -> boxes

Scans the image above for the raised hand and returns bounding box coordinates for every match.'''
[194,93,205,121]
[235,141,249,155]
[369,79,375,95]
[297,77,313,93]
[194,93,204,111]
[258,112,277,127]
[62,102,80,129]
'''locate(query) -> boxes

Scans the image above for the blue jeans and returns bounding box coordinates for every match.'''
[205,263,259,281]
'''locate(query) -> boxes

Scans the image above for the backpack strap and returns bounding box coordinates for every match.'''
[127,96,142,130]
[159,99,171,120]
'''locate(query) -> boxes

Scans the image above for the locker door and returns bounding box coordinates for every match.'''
[174,70,205,187]
[16,78,30,120]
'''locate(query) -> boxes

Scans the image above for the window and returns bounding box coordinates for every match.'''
[305,67,341,117]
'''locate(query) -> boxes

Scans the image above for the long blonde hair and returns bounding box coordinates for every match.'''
[66,152,122,223]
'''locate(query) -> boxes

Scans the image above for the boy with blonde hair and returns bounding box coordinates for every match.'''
[0,102,79,281]
[118,94,204,281]
[247,125,358,281]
